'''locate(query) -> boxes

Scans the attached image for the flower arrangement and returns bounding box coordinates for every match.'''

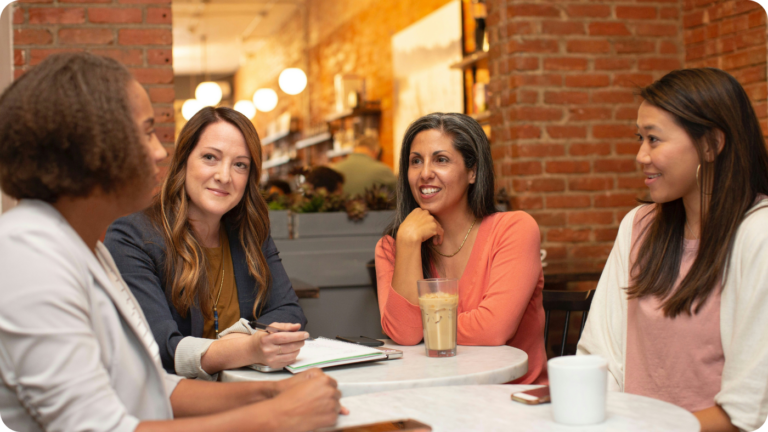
[263,183,396,221]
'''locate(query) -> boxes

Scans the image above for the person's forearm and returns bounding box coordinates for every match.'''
[137,397,282,432]
[391,237,424,305]
[200,335,257,375]
[169,379,276,418]
[694,405,738,432]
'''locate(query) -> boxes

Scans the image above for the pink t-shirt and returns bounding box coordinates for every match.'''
[624,205,724,412]
[375,212,548,384]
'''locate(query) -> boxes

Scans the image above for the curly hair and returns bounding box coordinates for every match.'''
[0,52,150,203]
[146,107,272,320]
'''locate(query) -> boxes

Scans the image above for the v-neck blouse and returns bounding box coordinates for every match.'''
[375,211,547,384]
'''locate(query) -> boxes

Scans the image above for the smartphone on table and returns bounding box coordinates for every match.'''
[511,386,551,405]
[336,335,385,347]
[322,419,431,432]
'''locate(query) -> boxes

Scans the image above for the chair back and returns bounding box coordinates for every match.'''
[542,289,595,357]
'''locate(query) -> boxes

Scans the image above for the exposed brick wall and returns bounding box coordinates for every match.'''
[11,0,176,151]
[683,0,767,134]
[235,0,455,168]
[486,0,686,269]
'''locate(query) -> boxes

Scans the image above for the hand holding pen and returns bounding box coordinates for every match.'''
[247,321,310,369]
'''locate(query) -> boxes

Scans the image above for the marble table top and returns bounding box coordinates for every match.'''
[330,385,700,431]
[220,340,528,397]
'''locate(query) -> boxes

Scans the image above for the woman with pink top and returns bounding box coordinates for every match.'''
[578,68,768,432]
[375,112,547,384]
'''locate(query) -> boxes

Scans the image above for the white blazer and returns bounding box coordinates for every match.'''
[0,200,183,432]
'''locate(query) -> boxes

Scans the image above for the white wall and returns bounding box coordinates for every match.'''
[0,3,15,213]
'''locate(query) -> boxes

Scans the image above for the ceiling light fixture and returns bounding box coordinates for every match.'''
[253,88,278,112]
[182,99,204,121]
[234,100,256,119]
[195,81,223,107]
[278,68,307,95]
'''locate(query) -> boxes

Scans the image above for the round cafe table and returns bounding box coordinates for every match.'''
[332,385,700,431]
[219,340,528,397]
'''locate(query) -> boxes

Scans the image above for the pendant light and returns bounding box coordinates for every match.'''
[234,100,256,119]
[278,68,307,95]
[253,88,278,112]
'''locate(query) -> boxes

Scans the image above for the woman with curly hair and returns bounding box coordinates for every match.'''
[105,107,307,379]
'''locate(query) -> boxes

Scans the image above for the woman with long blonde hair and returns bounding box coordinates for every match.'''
[105,106,307,379]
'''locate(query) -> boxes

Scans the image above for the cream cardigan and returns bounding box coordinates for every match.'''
[577,200,768,431]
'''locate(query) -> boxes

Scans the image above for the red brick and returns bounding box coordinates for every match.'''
[565,74,610,88]
[13,50,24,66]
[566,40,610,53]
[569,244,613,259]
[14,69,26,80]
[154,126,175,144]
[637,24,678,37]
[512,196,544,210]
[88,8,142,23]
[153,105,174,124]
[569,177,614,191]
[13,29,53,45]
[502,161,542,176]
[617,142,642,155]
[59,28,114,45]
[731,65,766,85]
[531,212,566,227]
[685,28,706,45]
[548,228,591,242]
[592,90,635,104]
[615,41,655,54]
[543,246,567,260]
[613,73,654,87]
[543,57,588,71]
[509,56,539,71]
[546,160,590,174]
[508,4,560,17]
[594,159,637,173]
[60,0,111,4]
[119,29,173,46]
[542,21,585,36]
[683,11,706,29]
[686,44,706,61]
[546,195,591,209]
[660,7,679,19]
[570,107,612,121]
[29,7,85,24]
[512,74,562,87]
[513,178,566,193]
[589,22,631,36]
[517,90,538,103]
[511,144,566,158]
[748,10,766,28]
[513,107,563,122]
[594,124,636,139]
[570,143,611,156]
[638,57,682,71]
[509,125,541,140]
[13,7,25,24]
[618,176,646,189]
[91,48,143,65]
[148,49,172,65]
[616,107,639,120]
[18,0,52,3]
[130,68,174,84]
[595,228,619,242]
[722,46,767,70]
[29,48,82,65]
[119,0,171,4]
[568,211,614,225]
[507,39,559,54]
[545,91,589,105]
[548,126,587,139]
[565,4,610,18]
[616,6,657,20]
[734,0,763,14]
[594,193,640,207]
[147,7,172,24]
[595,58,634,70]
[507,22,536,36]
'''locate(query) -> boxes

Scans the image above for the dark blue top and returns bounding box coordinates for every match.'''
[104,211,306,374]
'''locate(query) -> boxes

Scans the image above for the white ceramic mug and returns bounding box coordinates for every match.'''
[540,249,547,267]
[548,355,608,425]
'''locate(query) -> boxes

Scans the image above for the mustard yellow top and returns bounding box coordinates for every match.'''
[202,230,240,339]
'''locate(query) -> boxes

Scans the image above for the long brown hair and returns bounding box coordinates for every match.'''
[628,68,768,317]
[147,107,271,319]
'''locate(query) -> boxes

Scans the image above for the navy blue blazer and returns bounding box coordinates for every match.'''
[104,211,307,374]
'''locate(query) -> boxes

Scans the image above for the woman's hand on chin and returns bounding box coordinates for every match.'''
[250,323,308,369]
[398,208,444,246]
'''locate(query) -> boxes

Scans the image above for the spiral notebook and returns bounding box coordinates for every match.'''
[285,337,388,374]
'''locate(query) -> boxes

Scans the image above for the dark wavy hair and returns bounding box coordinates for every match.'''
[386,112,497,278]
[0,52,149,202]
[146,107,272,320]
[629,68,768,317]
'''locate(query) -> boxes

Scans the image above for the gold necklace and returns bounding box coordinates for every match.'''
[431,218,477,258]
[212,265,224,337]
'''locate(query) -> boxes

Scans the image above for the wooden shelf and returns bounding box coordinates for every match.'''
[295,132,332,149]
[262,155,293,169]
[450,50,489,70]
[261,130,291,145]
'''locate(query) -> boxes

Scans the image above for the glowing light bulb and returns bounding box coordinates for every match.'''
[278,68,307,95]
[233,100,256,119]
[252,88,278,112]
[181,99,204,121]
[195,81,223,106]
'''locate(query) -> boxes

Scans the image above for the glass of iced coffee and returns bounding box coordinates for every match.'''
[417,278,459,357]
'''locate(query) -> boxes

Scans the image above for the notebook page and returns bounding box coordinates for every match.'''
[287,337,386,371]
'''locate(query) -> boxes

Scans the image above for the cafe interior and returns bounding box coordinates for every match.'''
[2,0,768,430]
